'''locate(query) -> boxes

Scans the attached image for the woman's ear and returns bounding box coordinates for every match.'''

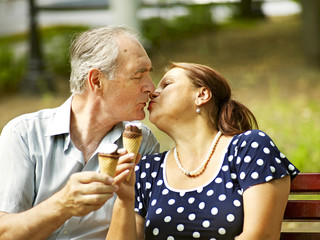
[87,68,103,92]
[195,87,212,106]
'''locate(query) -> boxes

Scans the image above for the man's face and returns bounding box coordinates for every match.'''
[102,37,155,122]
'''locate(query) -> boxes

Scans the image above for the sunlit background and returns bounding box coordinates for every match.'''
[0,0,319,173]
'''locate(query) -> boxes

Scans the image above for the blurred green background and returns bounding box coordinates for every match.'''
[0,0,319,172]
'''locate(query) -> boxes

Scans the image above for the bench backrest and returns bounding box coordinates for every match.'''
[280,173,320,240]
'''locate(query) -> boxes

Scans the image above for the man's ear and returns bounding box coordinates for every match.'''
[87,68,103,92]
[195,87,212,106]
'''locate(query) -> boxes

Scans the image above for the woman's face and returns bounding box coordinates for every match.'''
[148,67,198,129]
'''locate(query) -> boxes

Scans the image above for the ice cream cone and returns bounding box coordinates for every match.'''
[98,143,119,178]
[98,153,120,177]
[123,122,143,181]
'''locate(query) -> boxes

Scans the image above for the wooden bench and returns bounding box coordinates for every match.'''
[281,173,320,240]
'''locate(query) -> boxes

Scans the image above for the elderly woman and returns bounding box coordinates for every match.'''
[108,62,299,240]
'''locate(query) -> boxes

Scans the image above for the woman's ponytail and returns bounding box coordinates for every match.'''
[218,99,258,136]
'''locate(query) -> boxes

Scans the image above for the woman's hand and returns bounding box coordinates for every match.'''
[113,148,141,202]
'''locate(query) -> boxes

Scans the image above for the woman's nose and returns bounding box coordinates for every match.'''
[149,91,160,100]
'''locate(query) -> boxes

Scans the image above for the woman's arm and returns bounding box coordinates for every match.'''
[106,152,145,240]
[236,176,290,240]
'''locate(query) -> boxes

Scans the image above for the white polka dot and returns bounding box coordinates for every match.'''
[146,220,150,227]
[145,163,150,168]
[151,199,157,206]
[270,166,276,173]
[244,156,251,163]
[156,208,162,214]
[238,189,243,195]
[218,228,226,235]
[177,224,184,231]
[288,164,295,171]
[227,214,235,222]
[228,155,234,162]
[154,157,161,161]
[151,172,157,178]
[222,165,229,171]
[270,141,275,147]
[241,141,247,147]
[157,180,163,186]
[197,188,203,193]
[153,228,159,235]
[188,213,196,221]
[162,189,169,195]
[199,202,205,209]
[188,197,195,204]
[141,156,146,160]
[207,190,214,196]
[258,131,265,136]
[167,236,174,240]
[177,207,184,213]
[240,172,246,179]
[193,232,201,238]
[251,172,259,179]
[251,142,259,148]
[202,220,210,228]
[137,182,141,189]
[231,173,237,179]
[211,207,218,215]
[263,147,270,154]
[164,216,172,222]
[226,182,233,188]
[280,152,286,158]
[233,139,239,145]
[275,157,281,164]
[135,165,139,171]
[138,202,143,209]
[146,182,151,189]
[215,177,223,183]
[168,199,175,205]
[218,194,226,201]
[236,157,241,164]
[257,159,264,166]
[179,192,185,197]
[233,200,241,207]
[140,172,146,178]
[245,131,251,135]
[266,176,273,181]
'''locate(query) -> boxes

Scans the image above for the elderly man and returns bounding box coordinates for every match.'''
[0,26,159,239]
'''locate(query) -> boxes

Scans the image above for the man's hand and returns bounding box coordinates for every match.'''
[55,172,118,218]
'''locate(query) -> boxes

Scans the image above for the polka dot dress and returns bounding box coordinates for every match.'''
[134,130,299,239]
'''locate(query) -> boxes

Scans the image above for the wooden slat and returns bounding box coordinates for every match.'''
[290,173,320,193]
[281,232,320,240]
[284,200,320,220]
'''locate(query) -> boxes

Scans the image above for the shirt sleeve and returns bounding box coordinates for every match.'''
[140,124,160,156]
[0,120,35,213]
[231,130,299,192]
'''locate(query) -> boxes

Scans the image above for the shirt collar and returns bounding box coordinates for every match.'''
[45,95,73,137]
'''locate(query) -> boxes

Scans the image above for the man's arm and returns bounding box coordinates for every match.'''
[0,172,117,240]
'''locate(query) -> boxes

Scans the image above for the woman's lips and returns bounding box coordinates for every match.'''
[148,100,155,111]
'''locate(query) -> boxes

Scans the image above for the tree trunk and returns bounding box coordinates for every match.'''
[301,0,320,65]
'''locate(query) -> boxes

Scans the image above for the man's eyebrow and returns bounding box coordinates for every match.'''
[134,67,153,74]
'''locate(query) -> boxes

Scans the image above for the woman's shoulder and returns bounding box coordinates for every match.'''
[230,129,273,146]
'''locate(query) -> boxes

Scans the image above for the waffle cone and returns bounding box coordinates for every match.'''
[123,135,143,181]
[98,153,119,178]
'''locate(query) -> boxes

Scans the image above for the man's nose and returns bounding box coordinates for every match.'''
[142,75,155,93]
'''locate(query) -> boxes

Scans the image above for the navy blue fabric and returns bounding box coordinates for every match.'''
[135,130,299,240]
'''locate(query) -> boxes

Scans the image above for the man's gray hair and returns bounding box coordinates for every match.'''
[69,25,140,94]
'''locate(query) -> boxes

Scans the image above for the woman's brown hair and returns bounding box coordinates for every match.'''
[169,62,258,136]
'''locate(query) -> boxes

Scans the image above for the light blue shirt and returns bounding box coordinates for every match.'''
[0,96,159,239]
